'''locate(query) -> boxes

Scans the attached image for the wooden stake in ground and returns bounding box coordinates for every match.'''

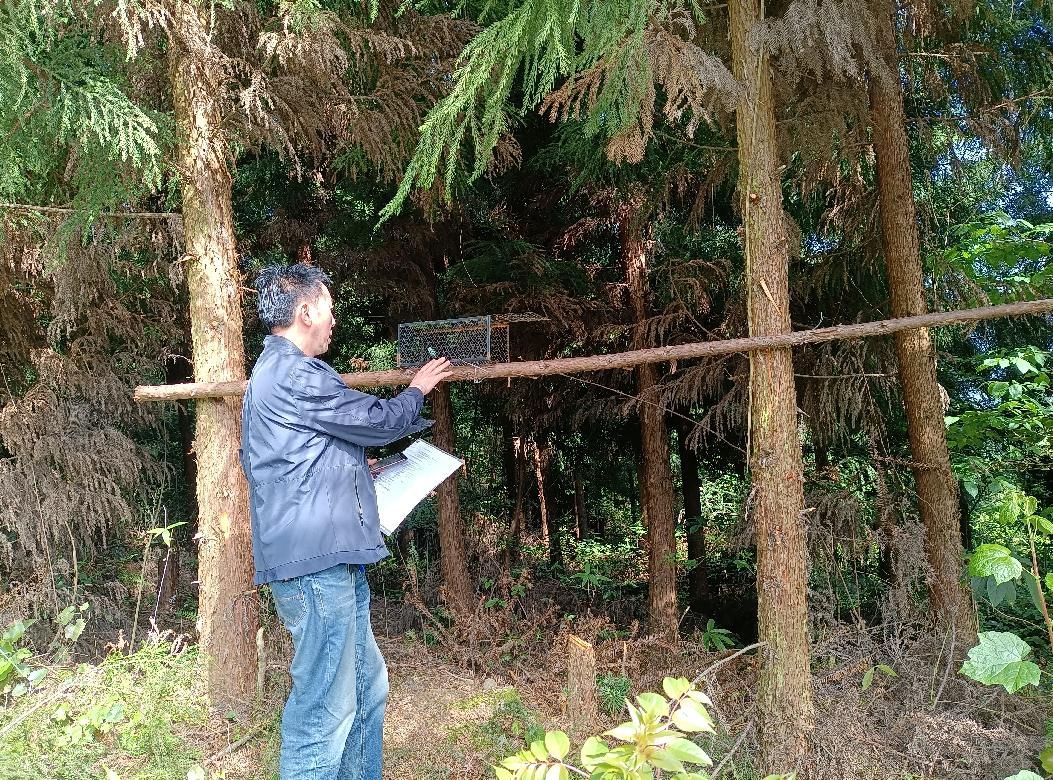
[566,635,599,738]
[729,0,815,771]
[169,3,258,707]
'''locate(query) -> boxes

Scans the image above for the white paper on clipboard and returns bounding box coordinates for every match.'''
[373,440,463,535]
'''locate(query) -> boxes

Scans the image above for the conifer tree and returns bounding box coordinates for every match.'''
[727,0,815,769]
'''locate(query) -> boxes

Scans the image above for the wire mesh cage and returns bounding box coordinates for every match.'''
[397,314,544,368]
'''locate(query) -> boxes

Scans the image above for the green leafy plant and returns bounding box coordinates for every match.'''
[960,631,1042,693]
[596,674,632,717]
[861,663,897,691]
[0,619,37,698]
[495,677,737,780]
[699,619,737,653]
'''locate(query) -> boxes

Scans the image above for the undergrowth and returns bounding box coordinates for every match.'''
[0,640,210,780]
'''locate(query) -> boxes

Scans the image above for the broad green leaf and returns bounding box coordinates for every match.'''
[876,664,897,677]
[186,766,206,780]
[670,699,714,733]
[2,619,34,645]
[501,754,527,770]
[580,736,609,770]
[494,766,513,780]
[1012,357,1036,375]
[649,748,686,773]
[543,763,564,780]
[636,691,669,719]
[56,606,76,626]
[544,731,570,760]
[64,618,85,642]
[529,740,547,761]
[1045,573,1053,592]
[969,544,1023,583]
[683,690,712,706]
[1041,744,1053,772]
[861,667,874,691]
[663,737,712,767]
[662,677,690,700]
[1003,772,1043,780]
[606,721,637,742]
[960,631,1042,692]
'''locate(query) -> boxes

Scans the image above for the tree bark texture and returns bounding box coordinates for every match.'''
[566,635,599,738]
[870,21,974,633]
[676,420,709,613]
[533,436,563,566]
[169,7,258,707]
[729,0,815,770]
[622,216,679,644]
[430,384,474,614]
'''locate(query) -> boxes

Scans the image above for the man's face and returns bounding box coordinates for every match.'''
[302,286,336,356]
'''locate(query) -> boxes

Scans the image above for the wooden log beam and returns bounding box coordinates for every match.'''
[134,297,1053,402]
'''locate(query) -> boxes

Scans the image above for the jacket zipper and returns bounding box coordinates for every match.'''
[354,467,365,526]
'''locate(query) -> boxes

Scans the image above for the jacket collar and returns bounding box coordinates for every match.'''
[264,334,305,356]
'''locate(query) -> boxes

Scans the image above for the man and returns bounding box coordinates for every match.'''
[240,263,451,780]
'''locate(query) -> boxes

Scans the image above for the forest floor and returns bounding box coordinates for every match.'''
[1,592,1050,780]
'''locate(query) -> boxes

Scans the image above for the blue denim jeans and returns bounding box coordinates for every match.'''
[270,564,388,780]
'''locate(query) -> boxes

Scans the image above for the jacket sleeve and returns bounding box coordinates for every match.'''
[292,359,431,446]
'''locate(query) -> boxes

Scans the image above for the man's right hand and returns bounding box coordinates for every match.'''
[410,358,453,396]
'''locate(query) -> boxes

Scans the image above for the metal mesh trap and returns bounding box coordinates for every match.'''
[397,313,544,368]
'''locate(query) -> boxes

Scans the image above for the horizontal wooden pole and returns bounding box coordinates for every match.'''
[133,297,1053,402]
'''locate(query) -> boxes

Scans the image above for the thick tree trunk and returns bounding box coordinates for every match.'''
[430,384,474,614]
[622,211,679,643]
[870,24,974,634]
[169,9,258,707]
[729,0,815,771]
[676,420,709,613]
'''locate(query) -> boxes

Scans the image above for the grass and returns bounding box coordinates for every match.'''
[0,641,210,780]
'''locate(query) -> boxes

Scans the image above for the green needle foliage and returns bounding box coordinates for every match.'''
[0,0,168,210]
[381,0,737,219]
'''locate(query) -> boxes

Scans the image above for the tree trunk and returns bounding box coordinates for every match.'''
[870,20,974,634]
[165,354,197,522]
[533,436,562,566]
[676,420,709,614]
[533,436,551,546]
[430,384,474,614]
[573,476,588,540]
[169,7,258,707]
[504,431,526,569]
[622,210,679,644]
[728,0,815,771]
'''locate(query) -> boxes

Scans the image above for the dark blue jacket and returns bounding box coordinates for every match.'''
[241,335,431,584]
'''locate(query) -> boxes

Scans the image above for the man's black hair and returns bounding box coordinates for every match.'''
[255,264,333,332]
